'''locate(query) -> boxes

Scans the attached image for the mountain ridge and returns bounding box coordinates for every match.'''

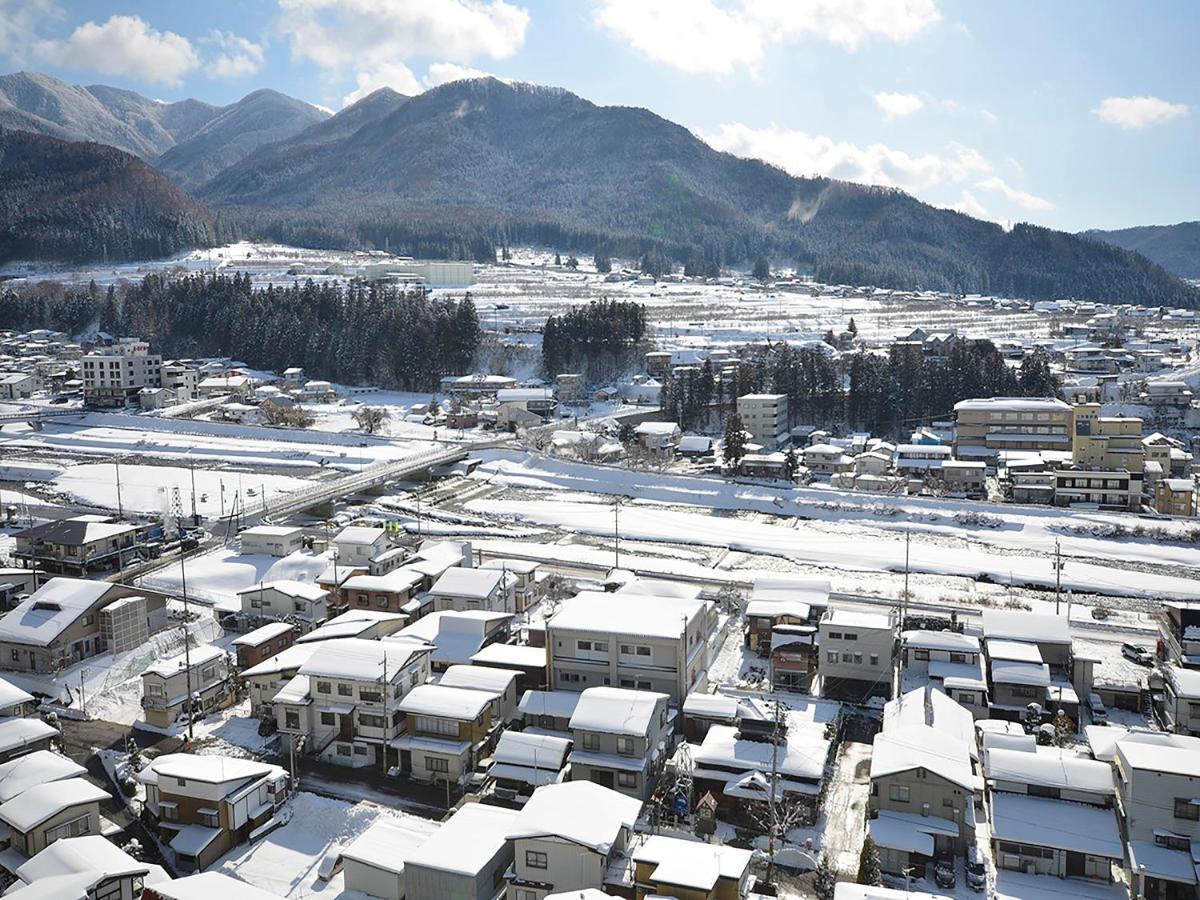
[1083,222,1200,279]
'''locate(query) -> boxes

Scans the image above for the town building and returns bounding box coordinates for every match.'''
[237,526,305,558]
[817,608,896,701]
[567,687,670,800]
[139,754,288,872]
[140,645,233,729]
[0,777,109,858]
[81,339,162,407]
[12,516,142,576]
[952,397,1074,458]
[737,394,789,449]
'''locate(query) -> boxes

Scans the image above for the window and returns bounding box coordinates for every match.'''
[636,646,651,657]
[888,785,910,802]
[526,851,548,869]
[359,714,385,728]
[414,716,458,736]
[201,665,216,680]
[200,810,219,828]
[842,632,858,641]
[853,652,863,665]
[827,631,842,639]
[620,678,635,688]
[285,710,299,729]
[517,891,538,900]
[950,653,967,664]
[356,593,368,606]
[9,650,17,662]
[147,682,163,696]
[1011,685,1040,699]
[337,683,353,696]
[161,804,179,822]
[1174,798,1200,821]
[869,654,879,666]
[583,733,600,751]
[617,772,637,788]
[377,595,389,608]
[337,743,352,756]
[316,681,332,694]
[354,745,369,756]
[841,652,853,663]
[82,614,94,627]
[320,712,335,726]
[826,651,837,663]
[360,690,382,703]
[913,649,930,661]
[46,813,92,842]
[617,737,635,756]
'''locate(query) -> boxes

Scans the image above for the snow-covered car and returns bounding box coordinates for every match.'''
[1122,643,1155,665]
[1087,692,1109,725]
[934,855,956,889]
[966,846,987,891]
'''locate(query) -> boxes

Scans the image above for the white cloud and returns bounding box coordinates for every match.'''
[423,62,509,89]
[341,61,423,106]
[1093,95,1188,130]
[973,175,1054,211]
[979,107,998,123]
[593,0,762,76]
[594,0,940,76]
[0,0,59,63]
[205,31,265,80]
[874,91,924,120]
[703,122,1052,220]
[35,15,198,86]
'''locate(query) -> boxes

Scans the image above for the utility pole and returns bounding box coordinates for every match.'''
[613,497,623,570]
[188,454,197,524]
[1053,539,1064,614]
[170,489,194,741]
[380,651,390,777]
[114,457,124,519]
[902,528,910,623]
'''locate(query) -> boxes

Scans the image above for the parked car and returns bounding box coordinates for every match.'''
[1122,643,1155,666]
[965,846,986,891]
[934,854,956,890]
[1087,692,1109,725]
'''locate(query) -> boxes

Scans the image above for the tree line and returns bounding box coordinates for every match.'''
[662,339,1061,438]
[0,274,482,392]
[541,299,649,382]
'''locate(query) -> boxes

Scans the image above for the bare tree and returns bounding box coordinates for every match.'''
[353,405,390,434]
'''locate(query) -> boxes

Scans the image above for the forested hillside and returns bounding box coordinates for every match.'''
[0,129,218,264]
[1083,222,1200,279]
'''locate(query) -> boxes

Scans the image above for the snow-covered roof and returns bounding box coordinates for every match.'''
[342,569,424,594]
[616,579,703,601]
[491,731,571,784]
[902,630,979,652]
[982,610,1071,645]
[438,664,519,694]
[470,643,547,669]
[989,659,1050,687]
[0,750,86,803]
[990,792,1122,859]
[398,683,493,720]
[0,777,108,832]
[407,803,518,876]
[883,687,978,757]
[240,642,320,678]
[299,637,429,682]
[749,575,830,609]
[393,610,512,665]
[507,781,640,852]
[833,885,952,900]
[0,677,34,711]
[139,754,284,788]
[239,525,302,538]
[430,567,504,599]
[146,871,285,900]
[682,692,742,721]
[334,526,387,546]
[985,638,1044,663]
[13,835,153,892]
[479,558,540,575]
[296,609,407,644]
[0,717,58,754]
[821,608,892,630]
[232,621,295,646]
[0,579,113,647]
[868,809,958,856]
[694,723,829,782]
[954,397,1070,412]
[1116,735,1200,776]
[549,591,705,639]
[236,580,327,601]
[985,747,1114,794]
[518,690,580,721]
[144,644,226,678]
[631,835,753,890]
[870,725,980,792]
[569,687,666,736]
[340,816,431,874]
[1165,663,1200,698]
[1127,840,1200,885]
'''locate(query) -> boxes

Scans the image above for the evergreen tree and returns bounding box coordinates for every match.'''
[554,252,562,266]
[783,447,800,482]
[857,835,882,886]
[593,248,612,273]
[1018,348,1060,397]
[723,414,746,466]
[847,317,858,336]
[752,255,771,283]
[566,255,579,270]
[812,853,838,900]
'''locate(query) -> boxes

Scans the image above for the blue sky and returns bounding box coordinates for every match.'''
[2,0,1195,232]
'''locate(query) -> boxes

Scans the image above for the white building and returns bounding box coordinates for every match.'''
[566,687,670,799]
[818,608,896,701]
[737,394,789,449]
[237,526,305,558]
[81,339,161,408]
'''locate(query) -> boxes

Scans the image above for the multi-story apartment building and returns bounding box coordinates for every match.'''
[1054,403,1146,511]
[817,608,896,701]
[274,637,432,768]
[547,590,713,703]
[953,397,1074,457]
[141,645,233,729]
[566,687,670,800]
[139,754,288,872]
[160,362,199,400]
[81,338,162,407]
[1115,735,1200,900]
[736,393,789,449]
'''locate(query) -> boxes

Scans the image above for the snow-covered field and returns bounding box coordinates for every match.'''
[466,452,1200,601]
[215,790,439,899]
[139,548,332,610]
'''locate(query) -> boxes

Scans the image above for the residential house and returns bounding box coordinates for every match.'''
[144,872,284,899]
[901,631,989,717]
[497,389,559,428]
[275,637,432,768]
[489,731,572,801]
[480,559,542,612]
[818,608,896,701]
[0,372,38,401]
[440,664,522,722]
[237,526,304,558]
[1160,602,1200,668]
[395,610,513,672]
[745,576,829,657]
[340,815,433,900]
[7,834,169,900]
[634,422,683,457]
[12,517,141,576]
[517,691,581,738]
[139,754,288,872]
[140,645,233,729]
[333,526,391,568]
[232,622,297,670]
[395,683,497,784]
[0,718,59,762]
[1156,479,1196,517]
[0,677,35,718]
[237,580,329,630]
[567,687,669,800]
[340,569,424,617]
[0,579,168,674]
[0,750,86,803]
[429,567,513,614]
[989,792,1122,882]
[297,609,408,645]
[981,610,1073,673]
[504,781,641,900]
[547,589,714,703]
[0,777,108,858]
[241,643,320,720]
[471,643,549,693]
[801,444,854,477]
[1163,665,1200,736]
[406,803,518,900]
[630,835,754,900]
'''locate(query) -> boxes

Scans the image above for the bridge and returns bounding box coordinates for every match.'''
[0,407,86,429]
